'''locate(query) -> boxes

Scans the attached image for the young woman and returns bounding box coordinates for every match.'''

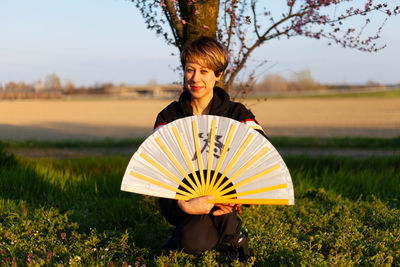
[153,36,267,262]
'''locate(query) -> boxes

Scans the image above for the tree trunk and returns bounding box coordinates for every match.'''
[178,0,219,51]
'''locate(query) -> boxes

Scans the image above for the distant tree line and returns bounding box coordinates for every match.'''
[0,73,115,94]
[1,71,397,100]
[229,69,394,99]
[255,69,324,92]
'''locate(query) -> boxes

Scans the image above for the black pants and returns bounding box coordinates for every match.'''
[173,207,242,255]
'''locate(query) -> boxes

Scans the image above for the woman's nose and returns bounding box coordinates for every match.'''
[191,71,201,82]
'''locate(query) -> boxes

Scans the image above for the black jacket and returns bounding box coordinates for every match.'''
[153,87,267,225]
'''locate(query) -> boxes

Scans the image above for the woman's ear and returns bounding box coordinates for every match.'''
[215,70,223,81]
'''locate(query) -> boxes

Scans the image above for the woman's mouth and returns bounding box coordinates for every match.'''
[191,86,202,91]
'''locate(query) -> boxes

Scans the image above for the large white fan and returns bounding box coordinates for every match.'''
[121,115,294,205]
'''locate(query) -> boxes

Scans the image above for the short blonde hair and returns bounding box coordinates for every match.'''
[181,36,229,76]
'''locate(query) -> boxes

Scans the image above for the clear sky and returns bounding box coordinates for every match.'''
[1,0,399,86]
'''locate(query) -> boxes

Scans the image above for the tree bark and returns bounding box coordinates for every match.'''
[178,0,220,51]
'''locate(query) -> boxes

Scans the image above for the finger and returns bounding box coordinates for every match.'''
[215,203,235,208]
[213,207,231,216]
[213,209,224,216]
[219,206,231,213]
[235,205,243,215]
[206,195,215,200]
[213,207,225,216]
[204,195,215,204]
[216,205,233,215]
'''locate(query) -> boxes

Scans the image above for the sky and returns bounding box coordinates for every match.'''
[1,0,399,86]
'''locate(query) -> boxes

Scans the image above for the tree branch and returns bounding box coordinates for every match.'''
[226,0,238,50]
[251,0,260,39]
[226,4,311,89]
[163,0,184,48]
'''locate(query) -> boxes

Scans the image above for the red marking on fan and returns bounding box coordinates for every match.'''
[154,122,169,132]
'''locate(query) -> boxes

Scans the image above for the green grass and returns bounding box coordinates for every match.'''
[2,136,400,150]
[0,137,146,149]
[270,136,400,150]
[0,144,399,266]
[286,155,400,208]
[306,88,400,99]
[248,88,400,99]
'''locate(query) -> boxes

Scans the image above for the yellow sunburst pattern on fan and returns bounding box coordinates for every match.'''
[121,115,294,205]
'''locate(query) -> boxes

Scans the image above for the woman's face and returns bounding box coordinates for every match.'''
[184,62,221,102]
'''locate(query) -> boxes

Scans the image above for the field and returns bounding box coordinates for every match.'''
[0,96,399,140]
[1,95,399,266]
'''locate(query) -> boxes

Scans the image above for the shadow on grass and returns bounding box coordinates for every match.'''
[0,122,152,141]
[285,154,400,209]
[0,145,170,252]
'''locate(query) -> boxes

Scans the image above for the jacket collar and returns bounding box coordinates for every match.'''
[178,87,230,117]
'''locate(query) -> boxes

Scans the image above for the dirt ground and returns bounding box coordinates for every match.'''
[1,97,399,140]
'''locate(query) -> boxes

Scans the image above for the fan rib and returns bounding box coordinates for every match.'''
[192,120,206,194]
[174,194,191,201]
[129,171,194,198]
[207,124,237,195]
[209,198,289,205]
[205,120,217,194]
[215,183,288,200]
[210,146,270,196]
[140,153,198,197]
[172,126,202,195]
[214,164,281,197]
[207,133,255,195]
[155,137,201,197]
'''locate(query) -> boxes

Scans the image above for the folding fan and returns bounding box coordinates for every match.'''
[121,115,294,205]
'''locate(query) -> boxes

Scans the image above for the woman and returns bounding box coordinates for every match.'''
[154,36,267,262]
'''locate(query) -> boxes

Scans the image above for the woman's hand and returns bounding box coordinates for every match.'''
[178,196,242,216]
[178,195,215,215]
[213,204,242,216]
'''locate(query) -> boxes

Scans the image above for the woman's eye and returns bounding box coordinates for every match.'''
[201,69,208,74]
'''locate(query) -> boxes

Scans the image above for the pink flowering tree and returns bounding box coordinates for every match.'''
[132,0,399,90]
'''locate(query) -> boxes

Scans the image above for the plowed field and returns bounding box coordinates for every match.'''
[1,97,399,140]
